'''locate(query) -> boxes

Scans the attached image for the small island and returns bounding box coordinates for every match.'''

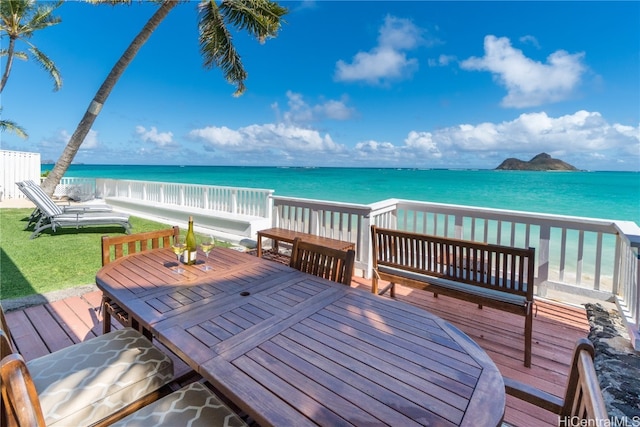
[495,153,578,171]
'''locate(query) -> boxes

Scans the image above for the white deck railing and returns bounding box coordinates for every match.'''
[58,177,640,349]
[96,179,273,218]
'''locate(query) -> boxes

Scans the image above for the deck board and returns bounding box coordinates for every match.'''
[4,275,589,427]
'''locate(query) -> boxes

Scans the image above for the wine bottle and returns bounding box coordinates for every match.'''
[184,216,197,265]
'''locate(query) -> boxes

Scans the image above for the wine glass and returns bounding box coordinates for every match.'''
[171,235,186,274]
[199,235,215,271]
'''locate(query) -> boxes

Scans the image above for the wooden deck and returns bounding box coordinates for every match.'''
[4,274,590,427]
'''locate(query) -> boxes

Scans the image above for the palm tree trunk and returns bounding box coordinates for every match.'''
[0,37,17,92]
[41,0,177,196]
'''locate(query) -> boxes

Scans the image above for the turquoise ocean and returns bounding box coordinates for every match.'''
[44,165,640,226]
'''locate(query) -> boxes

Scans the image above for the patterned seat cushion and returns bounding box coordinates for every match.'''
[26,328,174,427]
[111,382,248,427]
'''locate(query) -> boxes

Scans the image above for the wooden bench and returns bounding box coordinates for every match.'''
[256,227,355,259]
[371,225,535,367]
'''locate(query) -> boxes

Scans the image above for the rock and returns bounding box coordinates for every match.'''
[584,303,640,420]
[495,152,579,171]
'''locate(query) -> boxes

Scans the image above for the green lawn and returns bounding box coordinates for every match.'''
[0,209,182,300]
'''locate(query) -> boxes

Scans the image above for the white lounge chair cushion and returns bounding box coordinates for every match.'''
[26,328,174,427]
[111,382,248,427]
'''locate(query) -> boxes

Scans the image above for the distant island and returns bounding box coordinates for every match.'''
[495,153,579,171]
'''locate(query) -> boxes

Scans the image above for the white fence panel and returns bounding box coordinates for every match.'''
[0,150,40,200]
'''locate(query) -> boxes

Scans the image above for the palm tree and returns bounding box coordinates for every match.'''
[41,0,287,196]
[0,0,63,93]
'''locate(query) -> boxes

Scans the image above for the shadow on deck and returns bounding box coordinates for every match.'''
[4,275,590,427]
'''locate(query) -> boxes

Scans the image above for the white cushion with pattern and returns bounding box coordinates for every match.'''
[27,328,174,426]
[111,382,248,427]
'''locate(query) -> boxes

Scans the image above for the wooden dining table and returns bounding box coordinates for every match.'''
[96,246,505,427]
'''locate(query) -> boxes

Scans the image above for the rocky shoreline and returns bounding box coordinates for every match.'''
[585,303,640,420]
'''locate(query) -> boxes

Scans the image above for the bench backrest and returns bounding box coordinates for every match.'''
[102,226,180,266]
[371,226,535,298]
[290,238,356,286]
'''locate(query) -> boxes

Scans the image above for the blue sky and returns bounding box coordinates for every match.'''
[2,1,639,170]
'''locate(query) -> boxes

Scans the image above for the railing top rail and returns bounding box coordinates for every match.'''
[99,178,274,194]
[394,198,637,234]
[272,195,371,214]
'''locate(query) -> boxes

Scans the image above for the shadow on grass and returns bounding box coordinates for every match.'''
[0,246,37,310]
[31,225,131,239]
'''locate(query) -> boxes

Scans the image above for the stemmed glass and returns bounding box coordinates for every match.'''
[199,235,215,271]
[171,235,186,274]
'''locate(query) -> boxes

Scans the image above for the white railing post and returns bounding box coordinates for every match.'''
[536,225,551,296]
[231,189,238,214]
[361,211,373,279]
[455,215,464,239]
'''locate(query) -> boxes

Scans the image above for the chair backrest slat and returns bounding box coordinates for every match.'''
[101,226,180,266]
[289,238,355,286]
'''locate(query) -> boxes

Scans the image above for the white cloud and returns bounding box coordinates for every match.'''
[188,123,347,159]
[461,35,586,108]
[353,111,639,167]
[519,35,540,49]
[428,54,456,67]
[47,129,99,150]
[135,126,174,147]
[80,129,100,149]
[335,15,422,85]
[275,91,355,125]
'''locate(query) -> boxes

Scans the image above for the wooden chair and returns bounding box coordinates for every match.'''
[503,338,608,425]
[101,226,180,336]
[0,326,247,427]
[1,347,46,427]
[289,237,356,286]
[0,313,174,427]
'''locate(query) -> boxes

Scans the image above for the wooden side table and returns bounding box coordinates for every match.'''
[256,227,355,258]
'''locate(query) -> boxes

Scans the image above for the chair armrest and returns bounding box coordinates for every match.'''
[504,377,564,414]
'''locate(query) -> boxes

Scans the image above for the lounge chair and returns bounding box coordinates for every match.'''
[18,184,132,239]
[16,180,113,229]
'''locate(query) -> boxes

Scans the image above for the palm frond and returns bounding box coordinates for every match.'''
[29,45,62,90]
[0,118,28,139]
[28,0,63,32]
[0,49,28,60]
[219,0,287,43]
[199,0,247,96]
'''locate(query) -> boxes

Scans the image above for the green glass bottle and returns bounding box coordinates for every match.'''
[184,216,197,265]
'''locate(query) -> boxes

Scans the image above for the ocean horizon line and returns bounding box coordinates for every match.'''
[40,164,639,173]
